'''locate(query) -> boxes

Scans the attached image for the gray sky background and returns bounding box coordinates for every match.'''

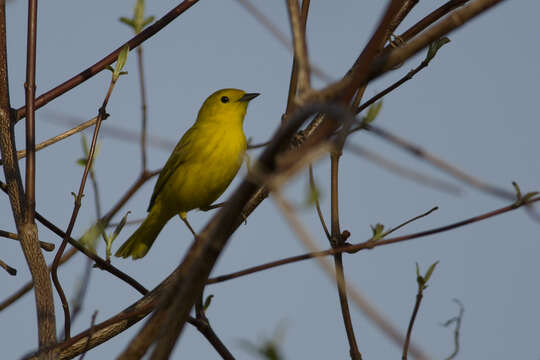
[2,1,540,359]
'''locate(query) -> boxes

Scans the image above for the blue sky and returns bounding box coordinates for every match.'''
[2,1,540,359]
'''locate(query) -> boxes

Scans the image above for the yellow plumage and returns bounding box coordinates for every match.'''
[115,88,259,259]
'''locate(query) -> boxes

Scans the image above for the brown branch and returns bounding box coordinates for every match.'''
[386,0,419,41]
[330,151,361,359]
[14,0,200,122]
[354,46,434,115]
[402,289,423,359]
[285,0,311,95]
[0,229,55,251]
[272,190,429,360]
[208,197,539,284]
[389,0,469,50]
[24,0,37,223]
[34,210,148,296]
[285,0,310,114]
[0,1,57,355]
[373,0,505,79]
[0,257,16,275]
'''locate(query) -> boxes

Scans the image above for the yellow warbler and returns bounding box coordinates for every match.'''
[115,88,259,259]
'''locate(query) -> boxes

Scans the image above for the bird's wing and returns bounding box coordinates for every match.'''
[147,127,195,212]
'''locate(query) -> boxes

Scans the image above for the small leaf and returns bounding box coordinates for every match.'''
[113,45,130,80]
[76,158,87,167]
[370,223,385,241]
[423,261,439,283]
[203,294,214,311]
[110,211,131,243]
[364,100,383,124]
[105,65,114,73]
[119,17,135,28]
[426,37,450,63]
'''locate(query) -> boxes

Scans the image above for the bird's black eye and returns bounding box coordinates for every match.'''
[221,96,229,103]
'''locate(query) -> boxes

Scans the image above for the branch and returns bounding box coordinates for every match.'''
[285,0,311,95]
[0,257,16,275]
[24,0,37,223]
[51,62,125,340]
[208,197,539,284]
[0,116,98,165]
[0,1,57,355]
[272,190,429,360]
[0,229,55,251]
[14,0,200,122]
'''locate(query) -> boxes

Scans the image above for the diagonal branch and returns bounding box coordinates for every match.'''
[14,0,200,122]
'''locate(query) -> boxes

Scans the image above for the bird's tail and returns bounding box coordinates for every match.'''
[114,208,169,260]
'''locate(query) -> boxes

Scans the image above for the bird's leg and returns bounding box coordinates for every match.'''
[179,212,198,238]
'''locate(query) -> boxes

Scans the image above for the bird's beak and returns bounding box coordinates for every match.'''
[238,93,260,102]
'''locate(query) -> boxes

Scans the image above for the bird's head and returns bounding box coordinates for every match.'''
[196,88,259,126]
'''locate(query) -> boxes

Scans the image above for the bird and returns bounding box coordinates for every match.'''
[115,88,259,259]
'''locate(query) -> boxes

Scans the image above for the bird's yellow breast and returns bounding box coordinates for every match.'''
[157,123,246,215]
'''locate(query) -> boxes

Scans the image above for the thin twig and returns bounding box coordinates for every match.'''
[387,0,469,52]
[136,46,148,171]
[285,0,311,95]
[272,190,428,360]
[308,166,330,239]
[0,116,98,165]
[14,0,200,122]
[285,0,310,114]
[207,197,539,285]
[52,76,119,340]
[354,47,435,115]
[0,175,151,296]
[329,151,362,360]
[0,229,55,251]
[442,299,464,360]
[0,258,16,275]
